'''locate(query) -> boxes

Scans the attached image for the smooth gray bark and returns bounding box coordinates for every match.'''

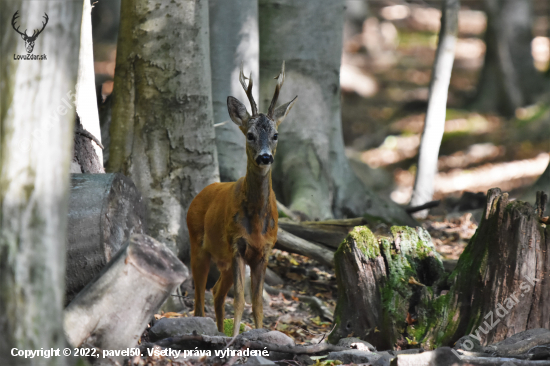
[0,1,82,364]
[259,0,415,225]
[209,0,258,182]
[109,0,219,259]
[473,0,544,116]
[410,0,459,218]
[65,174,147,304]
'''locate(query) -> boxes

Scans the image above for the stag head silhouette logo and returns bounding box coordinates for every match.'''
[12,11,49,54]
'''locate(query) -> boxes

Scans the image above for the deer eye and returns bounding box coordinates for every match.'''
[273,134,278,141]
[247,133,255,141]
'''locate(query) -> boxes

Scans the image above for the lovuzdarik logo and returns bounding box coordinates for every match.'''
[12,10,48,60]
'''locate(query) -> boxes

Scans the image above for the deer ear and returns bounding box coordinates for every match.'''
[227,96,250,127]
[273,96,297,127]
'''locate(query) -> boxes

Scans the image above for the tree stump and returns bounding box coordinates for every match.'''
[328,226,444,349]
[329,189,550,351]
[66,173,146,303]
[64,234,188,362]
[417,189,550,348]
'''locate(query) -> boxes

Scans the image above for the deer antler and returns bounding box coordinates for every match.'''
[12,11,29,39]
[267,61,285,119]
[239,61,258,116]
[30,13,48,39]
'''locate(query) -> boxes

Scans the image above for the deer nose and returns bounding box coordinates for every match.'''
[256,154,274,165]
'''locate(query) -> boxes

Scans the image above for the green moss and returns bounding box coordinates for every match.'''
[223,319,245,336]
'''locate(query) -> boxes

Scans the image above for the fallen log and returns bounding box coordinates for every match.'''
[65,173,147,303]
[64,234,188,360]
[278,217,368,250]
[275,228,334,267]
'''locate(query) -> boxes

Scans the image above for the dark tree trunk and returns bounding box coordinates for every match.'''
[65,173,147,303]
[473,0,544,116]
[420,188,550,348]
[71,118,105,174]
[64,234,188,364]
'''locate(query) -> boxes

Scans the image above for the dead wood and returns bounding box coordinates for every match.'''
[483,329,550,357]
[72,117,104,173]
[65,173,147,303]
[275,228,334,267]
[278,217,368,250]
[64,234,188,358]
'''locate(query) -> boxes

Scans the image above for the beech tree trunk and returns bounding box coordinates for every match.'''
[0,1,82,364]
[109,0,219,259]
[64,234,188,363]
[209,0,258,182]
[65,174,147,303]
[410,0,459,218]
[259,0,415,226]
[473,0,544,116]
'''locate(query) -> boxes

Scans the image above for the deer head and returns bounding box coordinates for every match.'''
[12,11,49,54]
[227,61,297,176]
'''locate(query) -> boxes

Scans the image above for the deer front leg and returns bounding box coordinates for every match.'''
[250,261,267,329]
[232,254,246,337]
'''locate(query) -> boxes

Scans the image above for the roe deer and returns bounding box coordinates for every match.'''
[187,61,296,336]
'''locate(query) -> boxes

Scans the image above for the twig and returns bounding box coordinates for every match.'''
[405,200,440,214]
[75,127,105,149]
[318,323,337,344]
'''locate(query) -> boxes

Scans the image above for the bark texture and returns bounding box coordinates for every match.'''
[71,118,104,174]
[410,0,459,218]
[65,174,147,303]
[419,189,550,348]
[259,0,415,226]
[209,0,258,182]
[328,226,444,349]
[0,1,82,364]
[64,234,188,363]
[473,0,544,116]
[109,0,219,259]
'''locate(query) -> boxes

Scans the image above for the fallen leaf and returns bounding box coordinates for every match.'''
[406,312,417,325]
[408,276,425,286]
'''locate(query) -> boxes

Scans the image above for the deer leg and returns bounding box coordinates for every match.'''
[250,261,267,329]
[212,269,233,332]
[191,247,210,317]
[232,255,246,337]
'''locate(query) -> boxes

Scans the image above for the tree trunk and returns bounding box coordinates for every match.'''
[259,0,415,226]
[473,0,544,116]
[328,226,444,350]
[71,117,105,174]
[409,0,459,218]
[209,0,258,182]
[75,0,103,165]
[0,1,82,364]
[108,0,219,259]
[65,173,147,303]
[64,234,188,363]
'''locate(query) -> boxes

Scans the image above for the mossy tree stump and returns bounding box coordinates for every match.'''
[328,226,444,349]
[329,189,550,351]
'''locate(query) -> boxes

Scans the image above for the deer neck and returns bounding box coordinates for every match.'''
[243,164,272,216]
